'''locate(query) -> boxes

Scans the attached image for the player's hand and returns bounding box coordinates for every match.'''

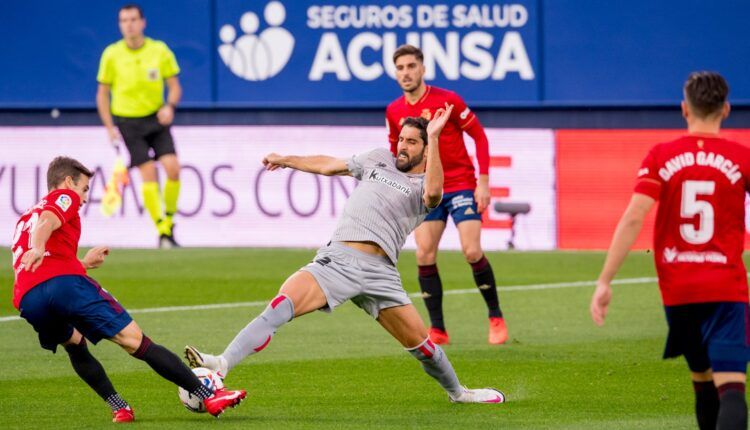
[21,248,45,273]
[590,280,613,326]
[107,127,123,149]
[157,104,175,126]
[263,153,286,171]
[426,103,454,139]
[82,246,110,270]
[475,181,490,213]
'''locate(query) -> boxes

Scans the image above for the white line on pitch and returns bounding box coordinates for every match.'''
[0,276,657,323]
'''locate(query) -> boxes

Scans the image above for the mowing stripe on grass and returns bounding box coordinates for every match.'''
[0,276,657,323]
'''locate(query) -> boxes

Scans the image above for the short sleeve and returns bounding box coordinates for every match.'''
[43,190,81,224]
[449,92,476,129]
[633,147,662,200]
[347,148,392,180]
[161,44,180,79]
[97,46,114,84]
[385,110,400,155]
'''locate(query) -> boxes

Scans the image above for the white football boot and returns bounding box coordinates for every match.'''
[184,345,229,379]
[450,386,506,404]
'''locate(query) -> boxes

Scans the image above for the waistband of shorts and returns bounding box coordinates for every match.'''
[328,242,393,266]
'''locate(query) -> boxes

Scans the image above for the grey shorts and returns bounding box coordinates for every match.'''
[301,242,411,319]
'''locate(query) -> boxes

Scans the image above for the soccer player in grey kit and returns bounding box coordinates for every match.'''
[186,104,505,404]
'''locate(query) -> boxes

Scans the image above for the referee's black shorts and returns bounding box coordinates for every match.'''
[114,114,176,167]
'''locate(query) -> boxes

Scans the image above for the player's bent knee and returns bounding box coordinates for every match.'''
[111,321,143,354]
[713,371,746,386]
[463,248,483,263]
[691,370,714,382]
[62,329,84,347]
[416,249,438,265]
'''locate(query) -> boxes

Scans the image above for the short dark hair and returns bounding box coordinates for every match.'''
[119,3,144,18]
[401,117,429,145]
[47,156,93,191]
[684,71,729,118]
[393,44,423,64]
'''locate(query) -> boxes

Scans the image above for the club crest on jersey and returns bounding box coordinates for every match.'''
[147,68,159,81]
[420,109,432,120]
[55,194,72,212]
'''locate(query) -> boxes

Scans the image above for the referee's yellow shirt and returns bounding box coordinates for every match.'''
[97,37,180,118]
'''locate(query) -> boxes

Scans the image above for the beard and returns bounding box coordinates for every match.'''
[400,76,423,93]
[395,149,425,172]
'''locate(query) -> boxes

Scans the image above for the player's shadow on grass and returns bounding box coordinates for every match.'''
[140,415,256,424]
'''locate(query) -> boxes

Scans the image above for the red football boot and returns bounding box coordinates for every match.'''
[488,317,508,345]
[112,406,134,423]
[203,388,247,417]
[428,327,450,345]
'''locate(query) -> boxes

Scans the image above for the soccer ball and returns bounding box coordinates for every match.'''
[178,367,224,413]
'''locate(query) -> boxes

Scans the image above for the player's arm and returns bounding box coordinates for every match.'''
[20,211,62,272]
[157,76,182,126]
[81,246,110,270]
[590,193,656,326]
[423,104,454,208]
[96,83,120,145]
[262,154,351,176]
[386,112,400,155]
[464,119,491,213]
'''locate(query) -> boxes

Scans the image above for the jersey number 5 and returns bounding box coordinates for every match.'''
[680,180,715,244]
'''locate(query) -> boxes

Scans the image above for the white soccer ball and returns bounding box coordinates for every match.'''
[178,367,224,413]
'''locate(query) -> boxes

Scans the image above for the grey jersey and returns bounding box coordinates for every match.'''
[330,148,430,265]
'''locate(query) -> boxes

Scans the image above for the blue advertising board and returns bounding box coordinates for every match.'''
[214,0,539,107]
[0,0,748,108]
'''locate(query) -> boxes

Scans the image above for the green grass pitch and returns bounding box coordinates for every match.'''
[0,248,700,429]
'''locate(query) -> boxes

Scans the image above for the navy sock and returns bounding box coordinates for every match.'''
[65,339,126,411]
[692,380,719,430]
[717,382,747,430]
[418,264,445,331]
[131,335,210,399]
[470,255,503,318]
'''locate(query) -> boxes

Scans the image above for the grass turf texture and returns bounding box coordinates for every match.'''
[0,249,698,429]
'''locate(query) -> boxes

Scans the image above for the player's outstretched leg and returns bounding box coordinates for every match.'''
[62,331,133,423]
[186,271,327,378]
[377,304,506,404]
[457,220,508,345]
[112,321,246,417]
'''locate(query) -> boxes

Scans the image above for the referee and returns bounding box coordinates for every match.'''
[96,3,182,248]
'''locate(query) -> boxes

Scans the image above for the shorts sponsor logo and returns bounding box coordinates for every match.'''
[464,207,475,215]
[663,247,728,264]
[450,194,474,209]
[55,194,72,212]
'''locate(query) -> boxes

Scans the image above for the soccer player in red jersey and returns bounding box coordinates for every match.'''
[11,157,246,422]
[386,45,507,345]
[591,72,748,430]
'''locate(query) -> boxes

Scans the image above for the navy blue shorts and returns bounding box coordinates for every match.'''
[424,190,482,224]
[19,275,133,353]
[663,302,750,373]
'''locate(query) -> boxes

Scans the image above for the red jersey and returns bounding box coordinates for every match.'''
[635,135,750,306]
[386,85,489,193]
[11,189,86,309]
